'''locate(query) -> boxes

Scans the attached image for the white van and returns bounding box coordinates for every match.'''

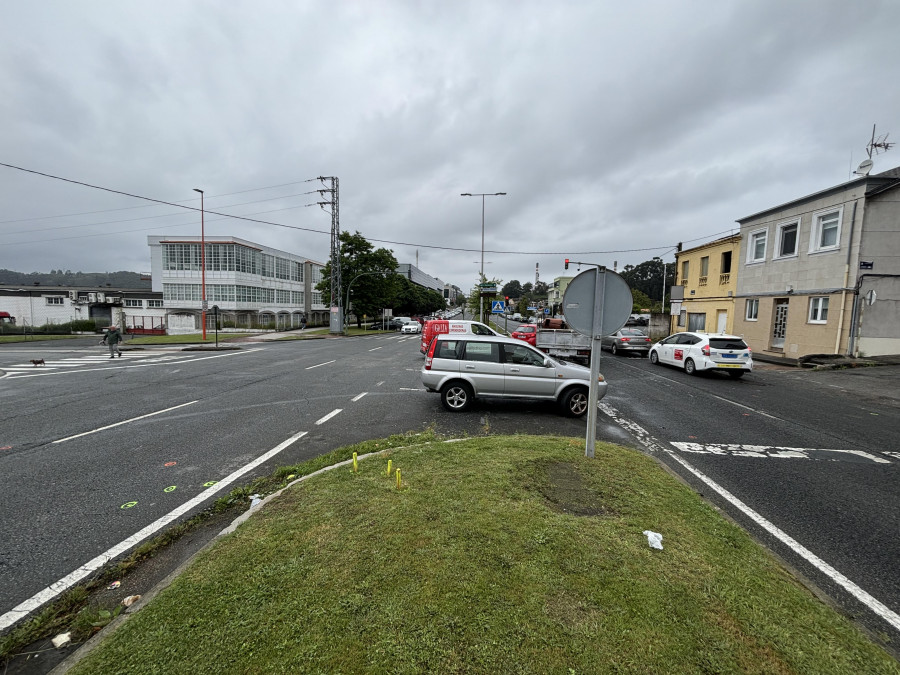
[420,319,498,354]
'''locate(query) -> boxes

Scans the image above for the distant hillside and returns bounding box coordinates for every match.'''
[0,269,151,289]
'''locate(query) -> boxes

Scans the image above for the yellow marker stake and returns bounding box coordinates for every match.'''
[352,452,358,473]
[396,468,402,490]
[387,459,392,477]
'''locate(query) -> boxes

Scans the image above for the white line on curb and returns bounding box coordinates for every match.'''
[0,430,308,633]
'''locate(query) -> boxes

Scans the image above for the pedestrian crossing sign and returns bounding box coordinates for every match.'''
[491,300,506,314]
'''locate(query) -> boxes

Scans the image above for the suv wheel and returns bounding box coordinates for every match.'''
[560,387,589,417]
[684,358,697,375]
[440,382,473,412]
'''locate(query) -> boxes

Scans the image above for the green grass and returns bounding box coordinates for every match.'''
[0,334,82,343]
[68,436,898,674]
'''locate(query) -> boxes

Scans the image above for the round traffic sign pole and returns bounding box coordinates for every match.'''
[562,268,633,458]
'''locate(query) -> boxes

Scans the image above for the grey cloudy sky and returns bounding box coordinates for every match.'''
[2,0,899,293]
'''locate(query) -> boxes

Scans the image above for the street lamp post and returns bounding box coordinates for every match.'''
[461,192,506,322]
[193,188,207,340]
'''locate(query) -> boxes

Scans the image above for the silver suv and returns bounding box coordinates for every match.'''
[421,333,608,417]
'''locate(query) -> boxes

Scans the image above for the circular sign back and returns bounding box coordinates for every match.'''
[562,268,633,338]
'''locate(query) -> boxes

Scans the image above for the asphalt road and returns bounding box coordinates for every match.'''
[1,333,898,651]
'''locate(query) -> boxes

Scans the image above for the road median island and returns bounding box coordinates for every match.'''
[63,436,898,674]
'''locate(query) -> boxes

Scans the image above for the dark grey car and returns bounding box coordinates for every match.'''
[601,328,652,356]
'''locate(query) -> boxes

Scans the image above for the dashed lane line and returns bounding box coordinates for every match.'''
[53,401,199,444]
[315,409,343,425]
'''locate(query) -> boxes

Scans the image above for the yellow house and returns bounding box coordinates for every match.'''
[671,235,741,335]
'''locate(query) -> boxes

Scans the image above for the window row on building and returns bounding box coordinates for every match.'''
[162,242,305,281]
[745,205,842,264]
[163,283,307,306]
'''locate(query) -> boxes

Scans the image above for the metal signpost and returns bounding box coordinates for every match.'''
[562,267,633,458]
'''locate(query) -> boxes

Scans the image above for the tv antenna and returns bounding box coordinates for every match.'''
[866,124,894,159]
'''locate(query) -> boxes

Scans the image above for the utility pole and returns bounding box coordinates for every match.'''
[318,177,341,334]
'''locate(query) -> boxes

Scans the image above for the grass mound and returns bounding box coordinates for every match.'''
[70,436,898,674]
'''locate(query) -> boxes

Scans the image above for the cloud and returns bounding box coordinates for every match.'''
[1,0,899,290]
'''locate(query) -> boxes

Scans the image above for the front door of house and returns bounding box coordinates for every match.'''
[717,310,727,333]
[771,300,789,350]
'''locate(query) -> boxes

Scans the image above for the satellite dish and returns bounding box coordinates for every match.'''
[855,158,874,176]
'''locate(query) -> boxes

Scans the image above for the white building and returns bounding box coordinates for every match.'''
[0,285,165,333]
[147,235,326,333]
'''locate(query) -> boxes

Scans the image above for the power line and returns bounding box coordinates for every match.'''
[0,161,704,258]
[0,176,321,225]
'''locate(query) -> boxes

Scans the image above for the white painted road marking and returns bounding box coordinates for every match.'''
[351,392,367,402]
[315,409,343,425]
[3,348,264,379]
[670,442,891,464]
[599,402,900,633]
[369,346,383,351]
[305,360,336,370]
[0,430,308,633]
[53,401,199,444]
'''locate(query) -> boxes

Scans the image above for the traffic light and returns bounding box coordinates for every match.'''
[564,258,569,270]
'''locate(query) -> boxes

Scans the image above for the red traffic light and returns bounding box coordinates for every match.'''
[564,258,569,270]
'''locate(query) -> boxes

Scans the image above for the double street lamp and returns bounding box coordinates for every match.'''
[460,192,506,322]
[193,188,207,340]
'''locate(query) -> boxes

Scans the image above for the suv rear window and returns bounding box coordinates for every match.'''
[462,341,500,362]
[435,339,463,360]
[709,338,748,350]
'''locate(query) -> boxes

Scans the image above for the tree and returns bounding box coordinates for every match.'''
[620,257,675,306]
[316,231,399,328]
[631,289,653,313]
[501,280,523,299]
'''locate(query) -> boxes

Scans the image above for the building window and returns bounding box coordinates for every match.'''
[678,310,686,327]
[147,299,164,308]
[680,260,689,285]
[687,313,706,331]
[124,299,143,308]
[698,256,709,286]
[810,208,841,253]
[46,296,64,305]
[747,229,767,263]
[745,298,759,321]
[776,221,799,258]
[808,297,829,323]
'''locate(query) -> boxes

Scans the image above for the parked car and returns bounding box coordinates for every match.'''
[649,332,753,378]
[401,321,422,334]
[601,328,652,356]
[421,333,608,417]
[510,323,538,346]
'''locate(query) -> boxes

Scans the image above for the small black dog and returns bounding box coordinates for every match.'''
[30,359,45,367]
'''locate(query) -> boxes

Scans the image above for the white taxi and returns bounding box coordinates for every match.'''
[649,332,752,378]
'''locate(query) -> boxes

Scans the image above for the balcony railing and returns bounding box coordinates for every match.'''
[698,276,708,287]
[719,273,730,285]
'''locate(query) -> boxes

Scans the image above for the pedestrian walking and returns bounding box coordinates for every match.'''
[102,325,123,358]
